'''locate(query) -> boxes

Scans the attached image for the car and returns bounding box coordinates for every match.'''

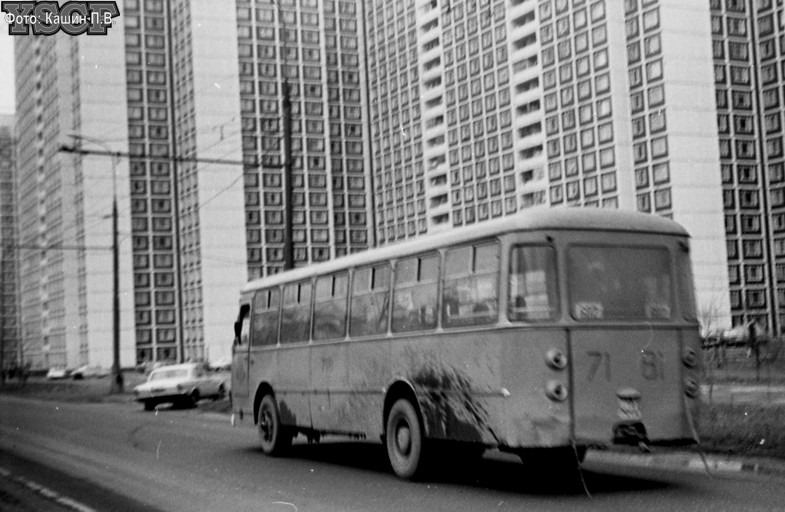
[135,361,167,374]
[133,363,226,411]
[207,358,231,371]
[46,367,68,380]
[71,365,109,380]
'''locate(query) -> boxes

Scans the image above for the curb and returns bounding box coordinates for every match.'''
[586,450,785,478]
[0,465,97,512]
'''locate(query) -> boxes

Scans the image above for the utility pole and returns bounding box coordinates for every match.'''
[111,185,122,393]
[0,247,4,387]
[282,79,294,271]
[60,136,123,393]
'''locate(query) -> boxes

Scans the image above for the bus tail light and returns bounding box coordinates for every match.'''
[683,378,699,398]
[682,347,698,368]
[545,348,568,370]
[545,380,568,401]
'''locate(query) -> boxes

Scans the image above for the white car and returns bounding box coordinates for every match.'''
[133,363,226,411]
[46,367,68,380]
[71,365,109,380]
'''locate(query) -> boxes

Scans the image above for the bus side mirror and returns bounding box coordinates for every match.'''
[234,321,241,345]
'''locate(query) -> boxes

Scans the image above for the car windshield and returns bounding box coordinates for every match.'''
[149,368,190,381]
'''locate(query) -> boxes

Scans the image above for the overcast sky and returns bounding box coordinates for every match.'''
[1,20,15,115]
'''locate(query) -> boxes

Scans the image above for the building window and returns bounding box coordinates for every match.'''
[654,189,671,210]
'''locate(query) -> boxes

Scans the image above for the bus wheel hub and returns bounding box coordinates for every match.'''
[396,425,411,454]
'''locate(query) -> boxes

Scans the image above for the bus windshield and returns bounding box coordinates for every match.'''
[568,245,672,321]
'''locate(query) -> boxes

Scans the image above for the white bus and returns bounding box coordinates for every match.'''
[231,208,701,479]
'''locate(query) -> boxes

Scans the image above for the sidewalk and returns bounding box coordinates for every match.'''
[701,383,785,405]
[585,448,785,479]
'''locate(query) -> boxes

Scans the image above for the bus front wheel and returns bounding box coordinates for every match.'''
[257,394,292,456]
[386,399,424,479]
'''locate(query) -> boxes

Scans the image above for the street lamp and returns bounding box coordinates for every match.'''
[64,134,123,393]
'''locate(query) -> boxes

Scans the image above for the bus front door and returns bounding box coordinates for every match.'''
[231,305,251,402]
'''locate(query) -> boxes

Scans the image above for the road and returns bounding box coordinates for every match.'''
[0,395,783,512]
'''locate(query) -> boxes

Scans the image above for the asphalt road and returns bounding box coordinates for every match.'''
[1,395,783,512]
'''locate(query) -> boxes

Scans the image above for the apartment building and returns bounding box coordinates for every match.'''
[710,0,784,333]
[365,0,732,330]
[234,0,373,279]
[0,115,21,368]
[14,0,247,369]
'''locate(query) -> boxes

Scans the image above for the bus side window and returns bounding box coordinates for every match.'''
[252,288,280,346]
[508,245,559,321]
[443,241,499,328]
[350,265,391,337]
[281,281,312,343]
[314,272,348,341]
[678,244,697,320]
[392,253,439,333]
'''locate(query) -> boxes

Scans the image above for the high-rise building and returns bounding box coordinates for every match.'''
[0,114,21,369]
[14,33,130,371]
[233,0,373,279]
[123,0,247,365]
[13,0,247,370]
[709,0,784,333]
[364,0,732,331]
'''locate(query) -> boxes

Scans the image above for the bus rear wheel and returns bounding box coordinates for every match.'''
[386,399,424,479]
[258,394,292,456]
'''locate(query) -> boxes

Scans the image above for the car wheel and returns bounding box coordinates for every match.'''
[143,400,155,411]
[257,394,292,456]
[215,384,226,401]
[386,398,424,480]
[189,390,200,408]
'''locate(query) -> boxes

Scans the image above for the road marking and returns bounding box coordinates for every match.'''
[272,502,299,511]
[0,465,97,512]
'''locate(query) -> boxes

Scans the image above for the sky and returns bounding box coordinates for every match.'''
[0,18,15,115]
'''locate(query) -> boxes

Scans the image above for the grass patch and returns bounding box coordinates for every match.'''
[698,402,785,460]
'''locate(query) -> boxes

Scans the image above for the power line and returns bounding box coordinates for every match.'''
[5,243,112,252]
[59,145,284,169]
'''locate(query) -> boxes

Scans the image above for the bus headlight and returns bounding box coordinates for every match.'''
[682,347,698,368]
[683,377,699,398]
[545,380,568,401]
[545,348,568,370]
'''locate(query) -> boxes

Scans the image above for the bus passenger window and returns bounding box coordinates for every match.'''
[392,254,439,333]
[508,246,559,321]
[252,289,280,346]
[350,265,391,337]
[443,242,499,328]
[281,282,312,343]
[314,272,348,341]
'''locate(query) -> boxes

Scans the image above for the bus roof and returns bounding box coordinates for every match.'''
[241,208,688,294]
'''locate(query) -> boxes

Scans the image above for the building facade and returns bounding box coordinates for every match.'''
[365,0,732,331]
[710,0,784,333]
[233,0,373,279]
[0,115,21,369]
[123,0,247,365]
[13,0,248,370]
[12,0,785,373]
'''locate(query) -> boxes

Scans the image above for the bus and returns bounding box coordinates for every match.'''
[231,208,701,479]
